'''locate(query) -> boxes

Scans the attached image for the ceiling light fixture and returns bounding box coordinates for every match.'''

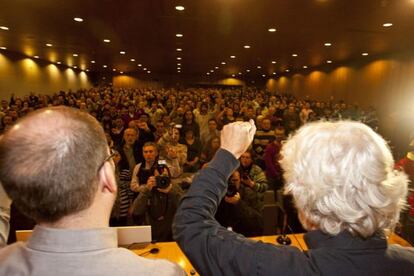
[177,57,182,60]
[383,23,393,27]
[120,71,124,74]
[138,64,142,67]
[103,65,108,68]
[130,58,135,61]
[147,71,151,73]
[34,55,39,59]
[206,72,210,75]
[257,66,262,69]
[215,66,219,69]
[268,28,276,32]
[103,39,111,43]
[0,46,6,50]
[292,54,298,57]
[176,33,183,38]
[285,69,290,72]
[243,45,251,49]
[324,42,332,47]
[73,53,78,57]
[230,55,236,59]
[232,74,236,77]
[175,6,185,11]
[120,51,126,54]
[56,61,61,64]
[246,69,250,72]
[46,43,53,47]
[177,63,181,66]
[113,69,116,72]
[0,26,9,31]
[262,74,266,77]
[73,66,78,69]
[143,68,147,70]
[362,52,369,56]
[327,60,332,63]
[91,60,96,63]
[272,72,276,75]
[303,65,308,68]
[73,17,84,22]
[271,61,276,64]
[176,48,182,51]
[221,62,226,65]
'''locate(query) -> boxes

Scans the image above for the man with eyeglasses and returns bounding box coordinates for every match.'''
[0,107,184,275]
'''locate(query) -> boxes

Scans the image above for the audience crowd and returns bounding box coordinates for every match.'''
[2,86,410,243]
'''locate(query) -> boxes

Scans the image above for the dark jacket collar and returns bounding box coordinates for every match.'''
[304,230,387,250]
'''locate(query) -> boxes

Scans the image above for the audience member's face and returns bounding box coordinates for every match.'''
[262,119,271,131]
[240,152,253,167]
[3,116,13,126]
[230,171,241,190]
[143,145,157,162]
[123,129,137,145]
[208,120,217,131]
[156,122,165,133]
[172,128,180,142]
[211,137,220,149]
[185,111,193,121]
[162,115,172,125]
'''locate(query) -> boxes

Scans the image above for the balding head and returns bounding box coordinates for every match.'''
[0,106,108,223]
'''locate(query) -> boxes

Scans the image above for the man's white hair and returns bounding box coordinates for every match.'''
[280,121,408,238]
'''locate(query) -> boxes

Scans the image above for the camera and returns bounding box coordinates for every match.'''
[226,183,238,197]
[155,160,171,189]
[241,172,250,181]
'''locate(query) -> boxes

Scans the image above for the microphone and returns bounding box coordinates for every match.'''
[276,208,292,245]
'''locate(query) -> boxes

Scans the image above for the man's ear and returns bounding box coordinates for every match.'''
[98,162,117,194]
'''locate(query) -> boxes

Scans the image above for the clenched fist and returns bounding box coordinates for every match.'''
[220,120,256,159]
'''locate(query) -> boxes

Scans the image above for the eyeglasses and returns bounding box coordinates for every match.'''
[98,149,117,172]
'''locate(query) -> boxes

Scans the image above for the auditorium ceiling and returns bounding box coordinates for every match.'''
[0,0,414,79]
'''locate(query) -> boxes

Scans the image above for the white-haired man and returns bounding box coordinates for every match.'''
[0,107,184,275]
[173,120,414,275]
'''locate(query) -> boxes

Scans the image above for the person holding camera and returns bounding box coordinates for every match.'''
[215,170,263,237]
[239,150,268,195]
[130,142,184,242]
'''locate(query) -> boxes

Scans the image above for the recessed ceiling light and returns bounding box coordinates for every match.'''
[210,70,214,73]
[138,64,142,67]
[268,28,277,32]
[221,62,226,65]
[0,46,6,50]
[120,71,124,74]
[292,54,298,57]
[46,43,53,47]
[383,23,393,27]
[120,51,126,55]
[324,42,332,47]
[73,53,78,57]
[271,61,277,64]
[176,33,183,38]
[272,72,276,75]
[103,39,111,43]
[246,69,250,72]
[56,61,61,64]
[243,45,251,49]
[257,66,262,69]
[215,66,219,69]
[177,67,181,70]
[177,63,181,66]
[74,17,84,22]
[175,6,185,11]
[232,74,236,77]
[238,72,242,75]
[147,71,151,73]
[34,55,39,59]
[177,71,181,73]
[206,72,210,75]
[362,52,369,56]
[303,65,308,69]
[143,68,147,70]
[86,69,89,72]
[176,48,182,51]
[285,69,290,72]
[73,66,78,69]
[327,60,332,63]
[91,60,95,63]
[230,55,236,59]
[177,57,182,60]
[0,26,9,31]
[112,68,116,71]
[103,65,107,68]
[130,58,135,61]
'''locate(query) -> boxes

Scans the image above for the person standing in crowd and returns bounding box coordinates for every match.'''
[238,151,268,195]
[0,107,184,275]
[174,120,414,275]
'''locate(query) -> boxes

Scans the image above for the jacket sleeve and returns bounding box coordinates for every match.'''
[173,149,314,276]
[251,165,268,193]
[132,188,151,216]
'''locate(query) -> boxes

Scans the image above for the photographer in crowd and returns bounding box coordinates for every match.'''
[215,170,263,237]
[174,120,414,275]
[131,142,184,241]
[238,150,268,195]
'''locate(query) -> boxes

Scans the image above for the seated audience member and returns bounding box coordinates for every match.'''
[173,120,414,275]
[0,183,11,247]
[117,128,142,180]
[181,129,202,173]
[154,120,166,142]
[395,140,414,245]
[130,143,160,194]
[180,110,200,138]
[200,118,221,148]
[252,118,274,168]
[158,126,187,166]
[238,151,268,194]
[200,136,220,165]
[110,117,125,147]
[263,129,284,191]
[131,162,184,242]
[110,150,134,226]
[0,107,184,275]
[215,170,263,237]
